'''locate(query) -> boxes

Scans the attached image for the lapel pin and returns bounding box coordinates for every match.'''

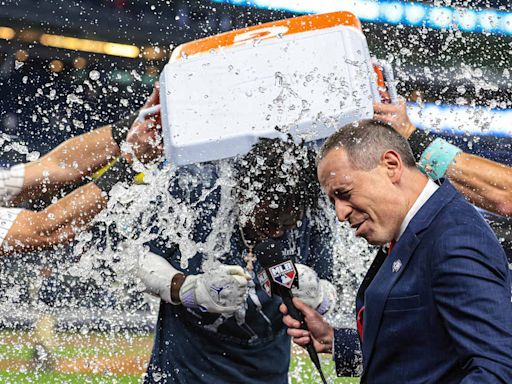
[392,259,402,273]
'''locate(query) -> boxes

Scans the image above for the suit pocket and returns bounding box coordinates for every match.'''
[384,294,421,312]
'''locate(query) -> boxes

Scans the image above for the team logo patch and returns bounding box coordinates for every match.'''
[257,270,272,297]
[268,261,297,289]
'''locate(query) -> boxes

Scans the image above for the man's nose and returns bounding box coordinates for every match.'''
[335,200,352,222]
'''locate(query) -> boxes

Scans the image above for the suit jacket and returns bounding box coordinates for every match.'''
[334,180,512,383]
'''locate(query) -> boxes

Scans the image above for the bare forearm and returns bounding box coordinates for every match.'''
[43,182,107,229]
[15,126,119,203]
[2,183,107,254]
[447,153,512,216]
[374,100,512,216]
[52,125,120,176]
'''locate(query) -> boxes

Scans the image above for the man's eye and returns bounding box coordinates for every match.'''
[334,190,349,200]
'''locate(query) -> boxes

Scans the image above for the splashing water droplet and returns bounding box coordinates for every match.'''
[89,70,100,81]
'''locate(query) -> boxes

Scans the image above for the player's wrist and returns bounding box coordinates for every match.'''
[1,164,25,203]
[316,293,331,315]
[170,273,186,304]
[111,112,138,149]
[408,129,462,180]
[418,138,462,181]
[178,274,201,309]
[407,128,436,162]
[93,157,136,193]
[178,266,250,313]
[403,121,417,140]
[316,279,337,315]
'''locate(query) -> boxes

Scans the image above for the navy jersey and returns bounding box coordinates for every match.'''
[144,163,333,384]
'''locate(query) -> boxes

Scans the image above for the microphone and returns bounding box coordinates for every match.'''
[254,239,328,384]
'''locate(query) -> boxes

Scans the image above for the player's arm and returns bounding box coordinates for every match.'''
[0,182,107,255]
[137,250,185,304]
[14,125,119,204]
[291,211,337,315]
[444,153,512,216]
[10,83,160,205]
[137,250,250,313]
[1,157,146,255]
[1,153,137,255]
[0,112,163,256]
[374,100,512,216]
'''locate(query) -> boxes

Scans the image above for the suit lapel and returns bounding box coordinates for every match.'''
[359,179,459,373]
[361,232,420,371]
[356,248,386,313]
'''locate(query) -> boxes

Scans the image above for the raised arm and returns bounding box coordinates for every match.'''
[445,153,512,216]
[374,100,512,216]
[1,182,107,254]
[9,83,160,206]
[14,125,119,204]
[0,109,163,256]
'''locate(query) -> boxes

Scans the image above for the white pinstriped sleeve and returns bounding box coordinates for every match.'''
[137,251,182,304]
[0,207,23,246]
[0,164,25,205]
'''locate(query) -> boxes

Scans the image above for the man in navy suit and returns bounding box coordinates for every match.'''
[282,119,512,383]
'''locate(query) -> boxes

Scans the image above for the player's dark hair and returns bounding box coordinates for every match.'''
[235,136,320,213]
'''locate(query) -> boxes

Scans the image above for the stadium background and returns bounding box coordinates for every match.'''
[0,0,510,382]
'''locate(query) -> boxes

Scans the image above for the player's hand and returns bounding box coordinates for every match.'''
[125,114,163,164]
[292,264,337,315]
[179,265,251,314]
[142,81,160,109]
[123,83,163,164]
[280,297,334,353]
[373,98,416,139]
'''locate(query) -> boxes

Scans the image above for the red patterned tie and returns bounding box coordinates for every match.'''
[388,239,396,254]
[357,306,365,342]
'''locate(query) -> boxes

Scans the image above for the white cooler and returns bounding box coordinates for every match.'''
[159,11,381,166]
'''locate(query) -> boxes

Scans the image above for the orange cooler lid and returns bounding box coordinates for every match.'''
[171,11,362,61]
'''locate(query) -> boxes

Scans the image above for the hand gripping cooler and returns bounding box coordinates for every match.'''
[160,11,381,166]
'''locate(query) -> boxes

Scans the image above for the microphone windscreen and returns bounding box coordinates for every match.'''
[254,239,285,268]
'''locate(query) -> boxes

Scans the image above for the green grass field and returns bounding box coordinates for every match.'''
[0,331,359,383]
[0,372,142,384]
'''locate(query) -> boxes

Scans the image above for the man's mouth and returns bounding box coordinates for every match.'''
[351,220,366,237]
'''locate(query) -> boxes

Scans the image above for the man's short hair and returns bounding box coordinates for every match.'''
[318,119,417,169]
[235,137,320,214]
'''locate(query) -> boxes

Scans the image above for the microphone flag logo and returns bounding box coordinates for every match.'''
[268,261,297,289]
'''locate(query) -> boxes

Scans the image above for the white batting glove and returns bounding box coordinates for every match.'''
[292,264,337,315]
[179,265,251,314]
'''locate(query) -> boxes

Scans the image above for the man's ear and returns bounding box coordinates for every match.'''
[380,150,403,183]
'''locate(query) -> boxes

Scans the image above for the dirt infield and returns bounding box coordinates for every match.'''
[0,355,148,376]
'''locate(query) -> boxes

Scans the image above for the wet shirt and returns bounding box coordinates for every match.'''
[0,165,25,245]
[144,163,333,384]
